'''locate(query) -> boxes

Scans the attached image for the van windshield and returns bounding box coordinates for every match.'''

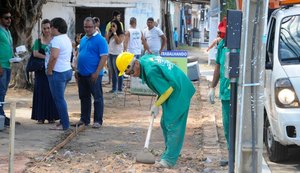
[279,15,300,64]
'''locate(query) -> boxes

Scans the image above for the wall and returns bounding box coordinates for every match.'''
[32,0,161,43]
[207,0,220,63]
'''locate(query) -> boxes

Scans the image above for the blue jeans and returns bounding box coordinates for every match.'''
[0,68,11,117]
[77,74,103,125]
[47,70,72,130]
[108,54,123,92]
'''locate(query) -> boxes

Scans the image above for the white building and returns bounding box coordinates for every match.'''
[33,0,161,41]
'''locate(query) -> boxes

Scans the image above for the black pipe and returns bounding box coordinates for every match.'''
[229,79,237,173]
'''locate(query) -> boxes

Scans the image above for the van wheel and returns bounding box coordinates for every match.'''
[264,118,288,162]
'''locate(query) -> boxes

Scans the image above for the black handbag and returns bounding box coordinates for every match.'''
[26,38,45,72]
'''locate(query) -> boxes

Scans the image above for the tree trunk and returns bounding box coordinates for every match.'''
[2,0,47,89]
[10,53,31,89]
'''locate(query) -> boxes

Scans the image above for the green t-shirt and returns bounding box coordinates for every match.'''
[0,26,13,69]
[32,39,47,53]
[139,54,195,115]
[216,39,230,101]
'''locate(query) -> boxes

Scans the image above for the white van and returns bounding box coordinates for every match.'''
[264,5,300,162]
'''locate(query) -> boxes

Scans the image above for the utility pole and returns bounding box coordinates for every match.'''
[235,0,269,172]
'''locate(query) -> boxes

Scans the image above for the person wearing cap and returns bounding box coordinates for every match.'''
[208,17,230,166]
[116,52,195,168]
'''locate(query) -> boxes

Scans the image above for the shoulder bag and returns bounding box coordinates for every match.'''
[26,38,45,72]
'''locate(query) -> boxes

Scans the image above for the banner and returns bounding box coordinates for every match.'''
[161,50,188,74]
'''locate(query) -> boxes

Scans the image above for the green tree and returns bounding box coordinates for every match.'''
[1,0,47,88]
[220,0,237,19]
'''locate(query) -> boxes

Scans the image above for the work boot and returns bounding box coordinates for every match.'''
[219,159,228,166]
[154,160,172,168]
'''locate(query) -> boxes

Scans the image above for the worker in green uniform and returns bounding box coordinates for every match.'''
[208,17,230,166]
[116,52,195,168]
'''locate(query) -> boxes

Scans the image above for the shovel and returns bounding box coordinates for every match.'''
[136,113,156,164]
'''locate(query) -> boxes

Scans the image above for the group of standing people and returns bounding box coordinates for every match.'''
[31,17,73,130]
[1,8,197,169]
[0,9,73,130]
[104,11,167,94]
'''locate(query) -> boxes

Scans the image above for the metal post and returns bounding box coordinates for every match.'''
[226,9,243,173]
[229,78,237,173]
[9,102,16,173]
[235,0,269,172]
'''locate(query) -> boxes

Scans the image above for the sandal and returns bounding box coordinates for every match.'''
[48,120,55,124]
[71,120,85,127]
[37,120,45,124]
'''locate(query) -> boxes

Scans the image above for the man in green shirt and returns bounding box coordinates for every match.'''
[0,8,13,126]
[208,17,230,166]
[209,39,230,146]
[116,52,195,168]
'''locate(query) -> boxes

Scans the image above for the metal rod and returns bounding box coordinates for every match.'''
[9,102,16,173]
[249,1,261,172]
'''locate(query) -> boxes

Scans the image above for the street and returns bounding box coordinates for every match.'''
[0,47,299,172]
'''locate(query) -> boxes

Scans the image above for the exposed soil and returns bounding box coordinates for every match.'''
[0,48,229,173]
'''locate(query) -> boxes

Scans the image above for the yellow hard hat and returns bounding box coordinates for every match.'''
[116,52,135,76]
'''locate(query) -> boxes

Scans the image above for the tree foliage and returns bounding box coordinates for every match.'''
[0,0,47,89]
[1,0,47,48]
[220,0,237,19]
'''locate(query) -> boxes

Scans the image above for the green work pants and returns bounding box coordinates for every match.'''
[160,106,189,166]
[222,100,230,150]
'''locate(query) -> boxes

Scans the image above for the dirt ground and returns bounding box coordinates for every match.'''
[0,48,229,173]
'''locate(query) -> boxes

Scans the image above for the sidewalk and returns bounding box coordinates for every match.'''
[194,46,272,173]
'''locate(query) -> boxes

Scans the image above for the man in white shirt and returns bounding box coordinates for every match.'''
[124,17,149,59]
[143,17,167,55]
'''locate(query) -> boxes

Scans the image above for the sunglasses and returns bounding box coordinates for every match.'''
[2,16,11,20]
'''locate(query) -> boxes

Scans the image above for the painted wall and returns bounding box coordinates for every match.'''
[32,0,161,43]
[32,2,75,42]
[207,0,220,63]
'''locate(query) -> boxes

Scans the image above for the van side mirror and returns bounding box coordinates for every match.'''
[265,61,273,70]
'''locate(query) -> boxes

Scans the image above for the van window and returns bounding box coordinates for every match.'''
[266,17,276,65]
[279,15,300,64]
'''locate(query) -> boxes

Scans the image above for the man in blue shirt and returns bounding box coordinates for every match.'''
[74,17,108,128]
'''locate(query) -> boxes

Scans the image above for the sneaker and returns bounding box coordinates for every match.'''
[106,90,116,94]
[117,91,124,95]
[92,122,101,128]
